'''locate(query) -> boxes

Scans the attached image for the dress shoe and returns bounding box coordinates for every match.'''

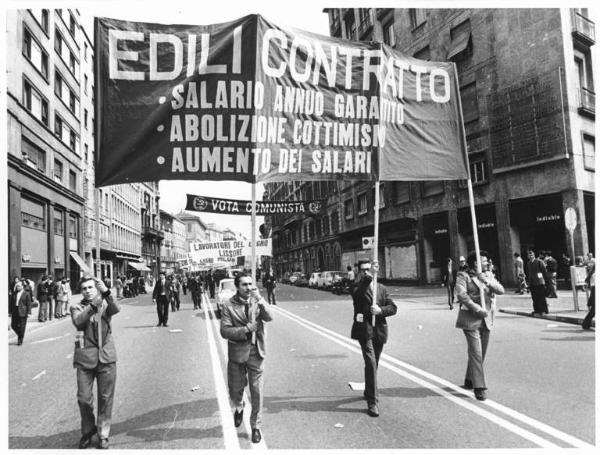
[449,303,454,310]
[156,323,162,327]
[163,323,169,327]
[251,428,262,443]
[367,403,379,417]
[474,388,487,401]
[233,404,244,427]
[463,379,473,389]
[98,438,109,449]
[17,339,23,346]
[78,427,97,449]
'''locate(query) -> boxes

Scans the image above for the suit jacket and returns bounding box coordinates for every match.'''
[11,291,32,318]
[441,265,458,286]
[455,270,504,331]
[152,279,173,300]
[350,275,397,343]
[526,259,547,286]
[220,293,273,362]
[71,291,120,369]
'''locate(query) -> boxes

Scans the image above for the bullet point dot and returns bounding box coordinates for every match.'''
[157,156,165,165]
[158,96,166,104]
[157,124,165,132]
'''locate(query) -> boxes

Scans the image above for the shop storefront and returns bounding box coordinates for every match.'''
[422,213,450,283]
[457,204,501,278]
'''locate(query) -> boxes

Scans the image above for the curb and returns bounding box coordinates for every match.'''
[499,309,594,327]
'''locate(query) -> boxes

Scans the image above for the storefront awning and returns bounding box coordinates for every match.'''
[70,251,91,273]
[128,262,151,272]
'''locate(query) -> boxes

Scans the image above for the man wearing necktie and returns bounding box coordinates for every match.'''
[152,272,172,327]
[220,273,273,444]
[350,259,397,417]
[11,280,32,345]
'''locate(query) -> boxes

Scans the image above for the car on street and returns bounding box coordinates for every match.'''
[318,271,345,290]
[289,272,305,284]
[216,278,236,316]
[308,272,321,288]
[295,276,309,287]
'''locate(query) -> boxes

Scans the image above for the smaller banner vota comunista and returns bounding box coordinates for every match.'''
[94,14,468,187]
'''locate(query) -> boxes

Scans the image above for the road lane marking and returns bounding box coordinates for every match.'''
[203,294,268,450]
[273,306,592,449]
[30,334,70,344]
[201,294,240,450]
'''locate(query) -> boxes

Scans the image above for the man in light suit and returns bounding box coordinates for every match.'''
[455,251,504,401]
[220,273,273,444]
[350,260,397,417]
[71,275,120,449]
[11,280,32,345]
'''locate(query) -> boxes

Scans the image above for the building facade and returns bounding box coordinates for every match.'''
[140,182,163,279]
[159,210,186,275]
[266,8,595,285]
[7,9,87,295]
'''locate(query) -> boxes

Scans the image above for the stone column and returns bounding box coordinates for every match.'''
[8,182,22,282]
[495,198,515,285]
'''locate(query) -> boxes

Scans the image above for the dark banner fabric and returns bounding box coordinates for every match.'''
[95,15,468,187]
[185,194,324,215]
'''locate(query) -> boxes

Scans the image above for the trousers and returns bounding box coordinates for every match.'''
[11,314,28,342]
[358,337,384,405]
[530,285,548,314]
[37,298,48,321]
[463,327,490,389]
[156,295,169,325]
[76,362,117,439]
[266,288,276,305]
[227,345,264,429]
[582,287,595,329]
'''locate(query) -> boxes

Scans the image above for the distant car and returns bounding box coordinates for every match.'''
[289,272,304,284]
[216,278,236,316]
[295,276,309,287]
[319,271,345,290]
[308,272,321,288]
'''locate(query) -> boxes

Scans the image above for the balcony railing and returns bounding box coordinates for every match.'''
[142,225,164,240]
[578,87,595,116]
[572,12,595,45]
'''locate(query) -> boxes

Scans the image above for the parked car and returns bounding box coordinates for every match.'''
[331,272,351,294]
[308,272,321,288]
[295,276,309,287]
[289,272,304,284]
[319,271,345,290]
[216,278,236,317]
[281,272,291,284]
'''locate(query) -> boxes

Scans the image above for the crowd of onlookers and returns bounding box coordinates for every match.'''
[8,274,75,323]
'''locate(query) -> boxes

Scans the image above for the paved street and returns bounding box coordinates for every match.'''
[8,284,595,449]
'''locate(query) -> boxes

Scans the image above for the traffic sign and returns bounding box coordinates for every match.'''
[564,207,577,232]
[362,236,374,249]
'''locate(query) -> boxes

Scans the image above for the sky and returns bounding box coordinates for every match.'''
[74,0,331,238]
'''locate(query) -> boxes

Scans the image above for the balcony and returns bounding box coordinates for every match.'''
[578,87,595,117]
[572,12,595,45]
[377,8,393,20]
[142,225,164,240]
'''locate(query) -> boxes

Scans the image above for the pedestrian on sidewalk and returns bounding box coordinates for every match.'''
[455,251,504,401]
[544,251,558,298]
[582,263,595,330]
[350,259,398,417]
[513,253,527,294]
[171,275,181,311]
[47,275,57,321]
[55,277,69,319]
[207,270,216,299]
[115,276,123,299]
[220,273,273,444]
[71,275,120,449]
[10,280,32,345]
[152,272,172,327]
[36,275,49,322]
[526,249,549,315]
[441,257,457,309]
[262,268,277,305]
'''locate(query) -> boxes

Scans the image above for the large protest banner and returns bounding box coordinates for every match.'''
[185,194,323,215]
[94,14,468,187]
[188,239,272,265]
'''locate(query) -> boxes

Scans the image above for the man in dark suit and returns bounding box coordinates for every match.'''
[350,259,397,417]
[71,275,120,449]
[11,280,32,345]
[441,257,458,309]
[207,270,216,299]
[220,273,273,444]
[152,272,172,327]
[262,269,277,305]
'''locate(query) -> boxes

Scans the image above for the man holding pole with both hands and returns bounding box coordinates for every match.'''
[220,273,273,444]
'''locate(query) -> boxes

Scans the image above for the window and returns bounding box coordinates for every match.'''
[394,182,410,204]
[21,138,46,172]
[358,193,368,215]
[54,114,62,138]
[413,45,430,61]
[21,196,46,230]
[54,29,62,54]
[54,159,63,182]
[344,11,356,40]
[69,12,76,36]
[409,9,426,29]
[23,28,48,78]
[69,215,77,238]
[54,209,64,235]
[30,9,49,33]
[421,181,444,197]
[357,9,372,36]
[460,82,479,123]
[84,74,88,94]
[469,155,488,184]
[448,19,472,61]
[23,79,48,125]
[84,109,88,129]
[69,130,76,151]
[344,199,354,219]
[322,216,329,235]
[382,21,395,46]
[84,42,88,61]
[583,134,595,171]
